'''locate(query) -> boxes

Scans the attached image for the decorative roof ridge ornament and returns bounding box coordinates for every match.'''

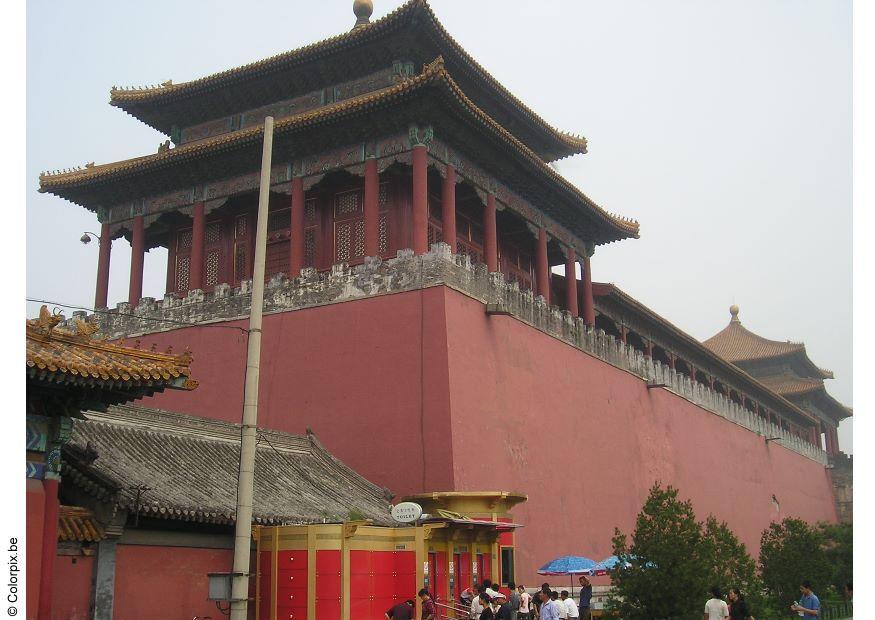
[352,0,374,29]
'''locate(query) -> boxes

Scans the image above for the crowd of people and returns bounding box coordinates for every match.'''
[385,576,846,619]
[455,575,593,620]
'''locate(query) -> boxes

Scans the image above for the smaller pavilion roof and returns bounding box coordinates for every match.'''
[63,404,395,526]
[703,305,832,378]
[27,306,197,407]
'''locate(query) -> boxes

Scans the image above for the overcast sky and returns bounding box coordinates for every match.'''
[25,0,852,451]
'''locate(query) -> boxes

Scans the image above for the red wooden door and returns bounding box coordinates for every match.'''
[459,552,471,594]
[394,551,416,603]
[258,550,273,620]
[349,550,372,620]
[433,551,448,605]
[276,550,307,620]
[316,550,341,620]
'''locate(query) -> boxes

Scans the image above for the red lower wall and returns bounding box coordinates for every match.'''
[137,286,837,586]
[51,555,94,619]
[442,289,838,584]
[113,545,233,619]
[26,479,45,620]
[141,287,454,494]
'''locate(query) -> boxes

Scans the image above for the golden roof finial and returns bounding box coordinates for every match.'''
[729,304,740,322]
[352,0,373,29]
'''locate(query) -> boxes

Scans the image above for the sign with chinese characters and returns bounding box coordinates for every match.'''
[391,502,423,523]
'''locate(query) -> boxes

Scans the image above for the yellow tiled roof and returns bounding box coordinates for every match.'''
[42,58,639,242]
[57,506,105,543]
[26,306,197,391]
[108,0,588,160]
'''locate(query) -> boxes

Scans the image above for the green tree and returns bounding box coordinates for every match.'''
[607,484,709,620]
[818,521,852,592]
[759,518,832,611]
[700,517,765,616]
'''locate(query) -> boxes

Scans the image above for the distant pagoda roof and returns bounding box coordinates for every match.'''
[26,306,197,407]
[41,58,639,245]
[108,0,587,162]
[702,305,832,378]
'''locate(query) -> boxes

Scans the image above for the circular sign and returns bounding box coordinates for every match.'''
[391,502,423,523]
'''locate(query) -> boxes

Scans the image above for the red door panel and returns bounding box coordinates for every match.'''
[277,550,307,571]
[315,598,341,620]
[276,568,307,590]
[316,550,341,573]
[372,551,395,575]
[276,584,307,607]
[275,603,307,620]
[434,551,448,603]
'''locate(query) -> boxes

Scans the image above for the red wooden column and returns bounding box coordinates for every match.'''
[645,340,654,358]
[484,194,498,272]
[831,427,840,454]
[536,227,549,303]
[364,157,380,257]
[412,145,428,254]
[189,201,205,290]
[581,251,595,327]
[128,214,145,306]
[36,477,60,620]
[689,364,697,383]
[564,246,578,317]
[442,164,457,252]
[290,176,305,276]
[94,221,112,309]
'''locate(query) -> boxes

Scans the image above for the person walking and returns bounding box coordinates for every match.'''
[507,581,521,620]
[551,591,567,620]
[518,585,532,620]
[494,592,513,620]
[384,599,415,620]
[538,590,560,620]
[478,593,496,620]
[727,588,752,620]
[470,585,485,620]
[419,588,436,620]
[790,581,820,619]
[560,591,579,619]
[577,576,593,620]
[704,586,729,620]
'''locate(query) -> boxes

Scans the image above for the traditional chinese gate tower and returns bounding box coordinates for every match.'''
[40,0,840,586]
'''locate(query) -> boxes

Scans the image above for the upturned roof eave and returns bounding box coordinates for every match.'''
[107,0,587,162]
[44,60,639,245]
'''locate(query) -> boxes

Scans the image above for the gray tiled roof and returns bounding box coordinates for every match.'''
[64,404,394,526]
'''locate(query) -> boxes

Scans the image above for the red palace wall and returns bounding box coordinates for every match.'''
[26,479,45,620]
[138,286,837,585]
[51,555,94,619]
[113,545,233,619]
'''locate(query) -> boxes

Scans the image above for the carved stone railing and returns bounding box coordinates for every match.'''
[70,243,827,465]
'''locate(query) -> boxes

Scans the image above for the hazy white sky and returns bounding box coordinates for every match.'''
[26,0,852,450]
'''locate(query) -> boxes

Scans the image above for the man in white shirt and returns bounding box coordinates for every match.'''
[517,585,532,620]
[469,586,484,619]
[704,587,730,620]
[560,591,579,619]
[551,591,568,620]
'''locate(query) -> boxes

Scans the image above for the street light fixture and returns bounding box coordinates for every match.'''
[80,231,100,245]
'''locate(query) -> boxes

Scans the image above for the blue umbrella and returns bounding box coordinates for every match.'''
[537,555,597,576]
[590,555,625,575]
[537,555,597,597]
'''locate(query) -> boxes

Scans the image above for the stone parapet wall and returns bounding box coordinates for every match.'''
[72,243,827,466]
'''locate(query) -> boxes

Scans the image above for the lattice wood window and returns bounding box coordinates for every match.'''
[334,189,364,263]
[266,207,291,279]
[305,198,318,268]
[174,228,193,293]
[204,221,224,288]
[234,214,250,285]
